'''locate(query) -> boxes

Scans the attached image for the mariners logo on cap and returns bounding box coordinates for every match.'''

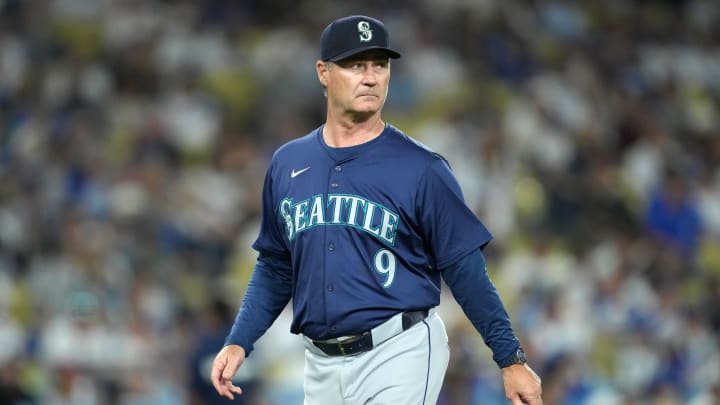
[320,15,400,61]
[358,21,372,42]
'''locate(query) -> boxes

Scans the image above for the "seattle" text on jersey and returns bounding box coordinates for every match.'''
[279,194,399,245]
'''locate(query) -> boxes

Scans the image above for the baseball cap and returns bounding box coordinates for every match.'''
[320,15,401,62]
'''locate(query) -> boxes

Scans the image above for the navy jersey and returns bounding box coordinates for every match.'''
[252,124,492,340]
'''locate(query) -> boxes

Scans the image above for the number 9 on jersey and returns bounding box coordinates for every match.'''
[373,249,396,288]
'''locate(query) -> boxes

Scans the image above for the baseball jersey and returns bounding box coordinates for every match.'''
[252,123,493,340]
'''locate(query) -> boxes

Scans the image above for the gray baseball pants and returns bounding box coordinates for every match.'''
[302,309,450,404]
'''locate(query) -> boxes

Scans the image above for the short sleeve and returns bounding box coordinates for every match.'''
[416,158,493,269]
[252,162,290,257]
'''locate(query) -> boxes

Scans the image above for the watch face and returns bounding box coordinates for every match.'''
[510,348,527,365]
[516,348,527,363]
[501,348,527,368]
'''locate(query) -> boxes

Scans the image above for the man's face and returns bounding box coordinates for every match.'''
[318,50,391,117]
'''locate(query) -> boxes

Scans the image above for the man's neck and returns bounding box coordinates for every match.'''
[323,113,385,148]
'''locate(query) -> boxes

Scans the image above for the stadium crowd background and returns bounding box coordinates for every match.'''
[1,0,719,404]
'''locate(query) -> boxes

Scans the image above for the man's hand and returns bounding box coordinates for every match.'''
[210,344,246,400]
[502,363,543,405]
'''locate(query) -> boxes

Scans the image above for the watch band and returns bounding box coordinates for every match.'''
[499,347,527,368]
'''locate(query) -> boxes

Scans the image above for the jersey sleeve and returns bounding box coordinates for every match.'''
[441,248,520,367]
[252,161,290,256]
[224,252,293,355]
[416,158,493,270]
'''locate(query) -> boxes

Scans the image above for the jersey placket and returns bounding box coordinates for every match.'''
[324,161,345,336]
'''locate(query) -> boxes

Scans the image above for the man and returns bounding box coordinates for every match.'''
[211,15,543,405]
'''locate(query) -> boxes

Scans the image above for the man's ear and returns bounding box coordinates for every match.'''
[317,60,329,87]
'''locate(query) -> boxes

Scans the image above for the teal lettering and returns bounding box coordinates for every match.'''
[327,195,344,224]
[308,195,325,226]
[379,208,398,244]
[294,200,309,232]
[279,194,399,245]
[345,196,363,226]
[279,198,294,240]
[361,201,381,236]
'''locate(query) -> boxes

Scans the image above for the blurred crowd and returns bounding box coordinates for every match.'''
[1,0,719,404]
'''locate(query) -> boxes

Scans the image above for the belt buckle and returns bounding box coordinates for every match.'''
[314,326,391,356]
[341,331,372,356]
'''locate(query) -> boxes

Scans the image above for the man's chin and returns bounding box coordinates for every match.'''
[353,102,381,114]
[349,109,378,122]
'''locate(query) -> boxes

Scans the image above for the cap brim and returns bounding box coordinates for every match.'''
[326,46,401,62]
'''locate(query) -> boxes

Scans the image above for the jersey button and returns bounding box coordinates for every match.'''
[331,183,339,188]
[334,165,342,172]
[328,243,335,251]
[327,284,334,292]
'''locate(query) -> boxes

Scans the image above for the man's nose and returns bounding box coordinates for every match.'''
[361,69,377,86]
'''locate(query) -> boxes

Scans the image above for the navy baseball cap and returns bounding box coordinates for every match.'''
[320,15,401,62]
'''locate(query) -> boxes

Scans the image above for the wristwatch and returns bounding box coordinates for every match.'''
[499,347,527,368]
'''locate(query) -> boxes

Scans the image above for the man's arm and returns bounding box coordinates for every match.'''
[211,251,292,400]
[223,251,293,353]
[441,248,543,405]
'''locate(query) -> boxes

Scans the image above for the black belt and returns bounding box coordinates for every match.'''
[312,310,429,357]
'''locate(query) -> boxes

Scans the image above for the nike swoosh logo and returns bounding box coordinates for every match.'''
[291,166,311,178]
